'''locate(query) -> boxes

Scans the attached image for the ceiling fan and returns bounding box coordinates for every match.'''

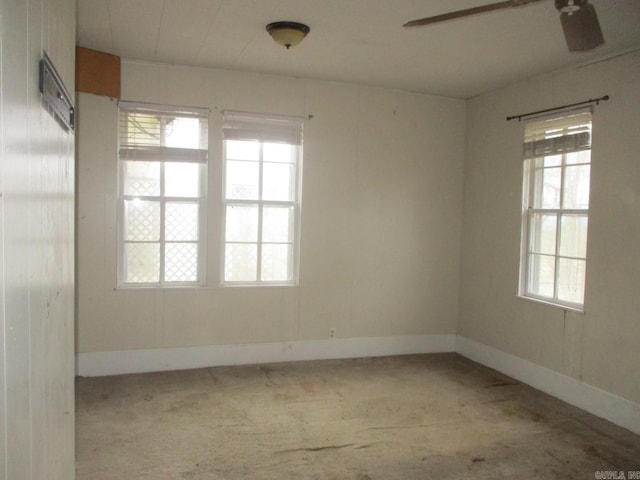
[403,0,604,52]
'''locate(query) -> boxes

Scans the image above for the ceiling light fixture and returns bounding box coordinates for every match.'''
[266,21,310,49]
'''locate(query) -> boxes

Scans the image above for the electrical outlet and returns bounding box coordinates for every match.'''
[329,328,336,339]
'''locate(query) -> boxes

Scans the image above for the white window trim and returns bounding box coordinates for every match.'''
[117,101,209,288]
[221,111,303,287]
[518,109,592,311]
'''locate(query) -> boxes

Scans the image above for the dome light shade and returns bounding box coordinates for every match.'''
[266,21,310,49]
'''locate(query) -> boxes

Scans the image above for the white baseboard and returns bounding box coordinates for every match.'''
[76,334,456,377]
[456,336,640,436]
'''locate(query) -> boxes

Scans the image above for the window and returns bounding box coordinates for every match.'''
[519,110,592,310]
[222,111,303,285]
[118,102,209,286]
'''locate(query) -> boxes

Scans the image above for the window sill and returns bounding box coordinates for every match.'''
[221,282,299,288]
[517,294,585,314]
[117,283,207,290]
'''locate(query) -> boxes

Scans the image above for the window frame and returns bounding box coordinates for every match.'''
[220,111,303,287]
[518,110,592,311]
[117,102,209,288]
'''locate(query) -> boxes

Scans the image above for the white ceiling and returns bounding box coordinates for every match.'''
[77,0,640,99]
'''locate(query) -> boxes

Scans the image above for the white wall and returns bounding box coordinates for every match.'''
[459,51,640,406]
[0,0,76,478]
[76,60,465,362]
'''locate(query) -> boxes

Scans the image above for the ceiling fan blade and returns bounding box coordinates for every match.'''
[560,3,604,52]
[403,0,542,27]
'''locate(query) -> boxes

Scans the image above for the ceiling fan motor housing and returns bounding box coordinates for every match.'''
[555,0,587,14]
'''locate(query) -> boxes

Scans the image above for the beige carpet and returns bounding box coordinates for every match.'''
[76,353,640,479]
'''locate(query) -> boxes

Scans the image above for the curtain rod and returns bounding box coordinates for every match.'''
[506,95,609,122]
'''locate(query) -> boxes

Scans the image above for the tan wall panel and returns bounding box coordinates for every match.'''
[76,46,121,98]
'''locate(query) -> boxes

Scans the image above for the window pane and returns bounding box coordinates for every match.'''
[528,254,555,298]
[221,113,302,286]
[226,160,259,200]
[119,105,207,287]
[262,244,293,282]
[166,202,199,241]
[165,117,202,149]
[124,243,159,283]
[530,213,556,255]
[544,154,561,167]
[165,162,200,198]
[226,140,259,161]
[563,165,590,209]
[263,162,294,201]
[264,143,295,163]
[522,113,591,308]
[558,258,586,304]
[534,167,561,209]
[263,206,293,242]
[225,205,258,242]
[559,215,588,258]
[165,243,198,282]
[224,244,257,282]
[124,200,160,241]
[123,161,160,196]
[565,150,590,165]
